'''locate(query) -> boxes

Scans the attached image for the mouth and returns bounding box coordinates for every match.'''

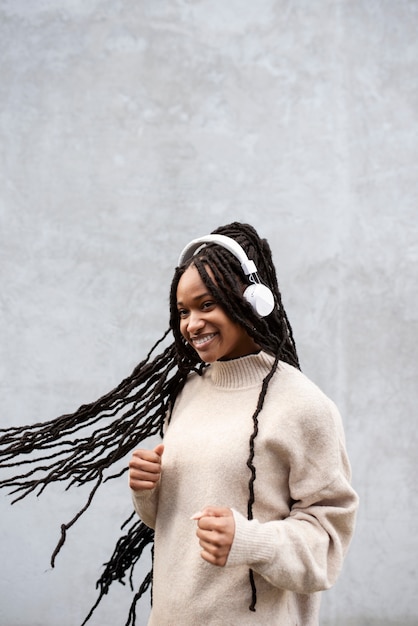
[190,332,217,348]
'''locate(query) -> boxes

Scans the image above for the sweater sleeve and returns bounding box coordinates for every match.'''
[226,386,359,593]
[227,472,358,593]
[131,485,160,530]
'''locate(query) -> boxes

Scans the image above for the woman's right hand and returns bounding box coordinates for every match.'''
[129,443,164,491]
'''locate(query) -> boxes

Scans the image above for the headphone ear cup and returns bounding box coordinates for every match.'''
[243,283,275,317]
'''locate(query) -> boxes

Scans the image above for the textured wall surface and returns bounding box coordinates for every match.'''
[1,1,417,625]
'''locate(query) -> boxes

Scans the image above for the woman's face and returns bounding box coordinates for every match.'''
[176,264,260,363]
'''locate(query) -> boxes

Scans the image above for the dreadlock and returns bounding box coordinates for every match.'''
[0,222,299,623]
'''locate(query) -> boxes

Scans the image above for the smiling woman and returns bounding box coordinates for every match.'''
[1,222,358,626]
[129,222,359,625]
[177,264,261,362]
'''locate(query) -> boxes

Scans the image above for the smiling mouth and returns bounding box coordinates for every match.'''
[191,333,217,347]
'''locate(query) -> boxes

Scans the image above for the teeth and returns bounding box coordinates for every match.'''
[193,333,216,346]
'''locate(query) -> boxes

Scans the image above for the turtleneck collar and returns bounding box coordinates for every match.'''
[207,351,276,389]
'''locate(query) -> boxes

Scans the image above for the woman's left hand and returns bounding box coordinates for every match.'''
[191,506,235,567]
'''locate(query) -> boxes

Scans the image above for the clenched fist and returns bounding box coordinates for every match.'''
[129,443,164,491]
[191,506,235,567]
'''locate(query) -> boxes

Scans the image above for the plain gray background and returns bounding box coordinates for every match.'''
[1,1,417,625]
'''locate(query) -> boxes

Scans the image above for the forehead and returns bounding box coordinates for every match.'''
[176,265,211,302]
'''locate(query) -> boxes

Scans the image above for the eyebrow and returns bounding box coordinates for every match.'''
[176,292,212,307]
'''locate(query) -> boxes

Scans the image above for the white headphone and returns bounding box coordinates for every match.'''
[177,234,275,317]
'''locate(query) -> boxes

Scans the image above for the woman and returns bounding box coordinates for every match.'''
[128,222,358,625]
[0,222,357,625]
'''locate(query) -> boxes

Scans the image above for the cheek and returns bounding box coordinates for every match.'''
[179,319,188,339]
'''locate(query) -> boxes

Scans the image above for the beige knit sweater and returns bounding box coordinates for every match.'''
[132,352,358,625]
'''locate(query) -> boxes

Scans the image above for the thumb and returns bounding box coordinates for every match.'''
[153,443,164,458]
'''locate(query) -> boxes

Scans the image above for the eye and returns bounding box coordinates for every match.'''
[177,308,189,319]
[201,300,216,311]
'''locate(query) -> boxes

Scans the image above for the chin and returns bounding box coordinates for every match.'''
[193,348,220,363]
[198,354,217,363]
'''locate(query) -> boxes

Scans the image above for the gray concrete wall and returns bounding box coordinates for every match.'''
[0,1,417,625]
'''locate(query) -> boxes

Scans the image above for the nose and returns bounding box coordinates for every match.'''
[186,309,204,335]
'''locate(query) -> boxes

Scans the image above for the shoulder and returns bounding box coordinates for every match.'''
[273,361,333,402]
[268,361,344,435]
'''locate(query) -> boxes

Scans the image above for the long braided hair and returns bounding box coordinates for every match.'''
[0,222,299,624]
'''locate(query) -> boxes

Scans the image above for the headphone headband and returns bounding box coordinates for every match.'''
[177,233,275,317]
[178,234,257,275]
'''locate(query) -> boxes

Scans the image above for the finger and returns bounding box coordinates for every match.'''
[198,532,229,554]
[130,468,160,482]
[196,522,233,544]
[130,481,153,490]
[198,540,230,567]
[129,469,160,490]
[129,457,162,475]
[196,515,233,533]
[200,551,228,567]
[131,448,163,464]
[191,506,232,520]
